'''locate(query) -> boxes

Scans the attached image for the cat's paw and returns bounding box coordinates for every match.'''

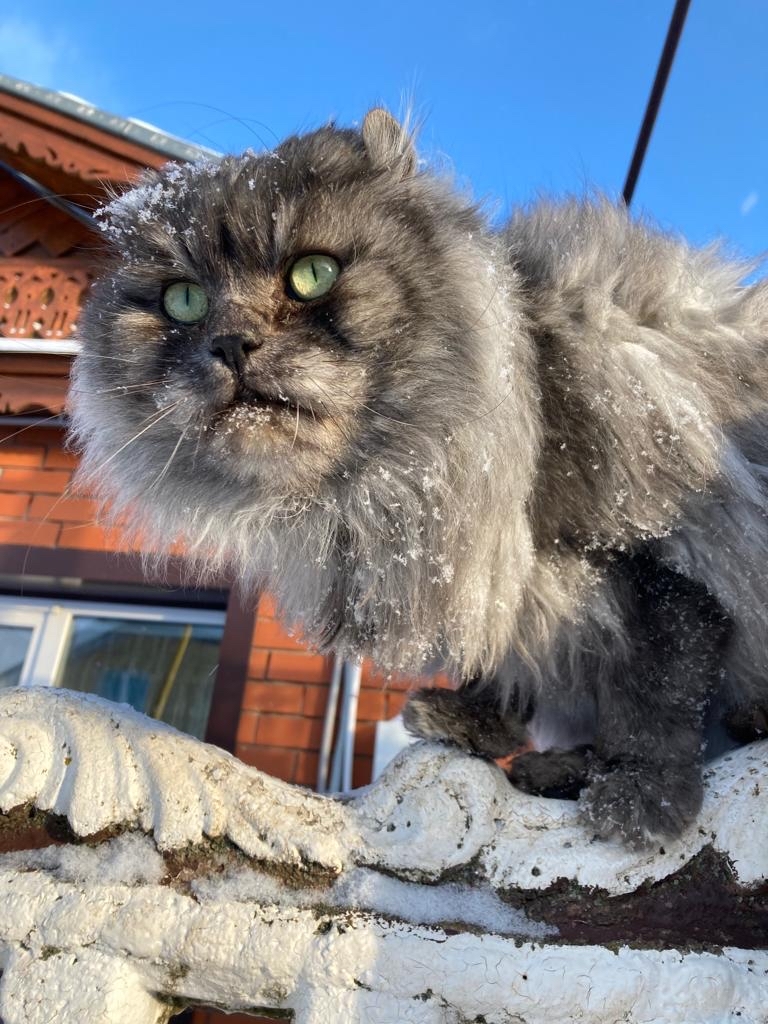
[507,747,590,800]
[401,688,520,758]
[579,763,703,847]
[724,702,768,744]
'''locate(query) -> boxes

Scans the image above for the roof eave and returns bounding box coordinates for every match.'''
[0,74,219,164]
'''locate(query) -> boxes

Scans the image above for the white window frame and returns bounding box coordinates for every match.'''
[0,595,225,689]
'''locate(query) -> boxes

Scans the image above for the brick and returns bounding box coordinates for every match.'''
[29,495,98,523]
[387,691,409,718]
[43,448,80,469]
[246,648,269,680]
[294,751,319,787]
[267,651,331,684]
[431,672,453,690]
[257,594,278,619]
[361,660,403,689]
[0,468,71,493]
[354,723,376,759]
[353,755,373,790]
[0,445,45,467]
[255,714,322,750]
[243,681,304,715]
[0,520,59,546]
[235,711,259,745]
[58,523,138,552]
[0,426,63,447]
[235,744,297,781]
[384,674,417,692]
[57,523,112,550]
[303,681,387,719]
[0,494,29,517]
[357,689,387,722]
[303,684,329,718]
[367,668,453,694]
[253,615,309,651]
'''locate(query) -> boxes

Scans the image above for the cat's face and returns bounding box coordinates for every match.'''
[72,111,492,506]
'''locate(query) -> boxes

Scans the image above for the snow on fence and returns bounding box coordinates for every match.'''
[0,687,765,1023]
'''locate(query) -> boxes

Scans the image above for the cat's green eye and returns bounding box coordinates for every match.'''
[162,281,209,323]
[288,254,340,301]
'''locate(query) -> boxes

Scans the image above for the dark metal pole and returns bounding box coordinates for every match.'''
[0,157,97,228]
[622,0,692,207]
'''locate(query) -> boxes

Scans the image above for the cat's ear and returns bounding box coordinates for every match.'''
[361,109,417,179]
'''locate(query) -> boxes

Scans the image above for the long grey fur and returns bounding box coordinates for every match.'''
[69,110,768,844]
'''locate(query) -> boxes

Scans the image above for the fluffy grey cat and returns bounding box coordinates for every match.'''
[70,109,768,845]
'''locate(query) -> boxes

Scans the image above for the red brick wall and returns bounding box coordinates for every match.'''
[237,594,413,790]
[0,424,132,551]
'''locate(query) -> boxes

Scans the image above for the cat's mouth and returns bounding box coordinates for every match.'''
[241,387,301,414]
[210,385,322,427]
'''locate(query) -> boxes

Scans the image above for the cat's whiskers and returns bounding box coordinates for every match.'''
[290,403,301,450]
[96,379,166,393]
[327,347,513,428]
[0,191,100,220]
[0,412,67,448]
[301,375,359,451]
[0,369,69,389]
[191,425,204,470]
[75,353,144,364]
[0,370,166,411]
[148,426,188,492]
[303,361,411,430]
[319,366,411,428]
[68,379,168,397]
[81,401,183,483]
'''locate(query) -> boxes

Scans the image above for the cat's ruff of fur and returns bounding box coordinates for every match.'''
[69,110,768,842]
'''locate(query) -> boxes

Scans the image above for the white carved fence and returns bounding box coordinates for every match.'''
[0,687,765,1023]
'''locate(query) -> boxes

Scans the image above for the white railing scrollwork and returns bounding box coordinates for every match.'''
[0,688,765,1023]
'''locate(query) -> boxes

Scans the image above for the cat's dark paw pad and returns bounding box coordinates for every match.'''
[507,748,590,800]
[401,688,516,758]
[579,766,702,847]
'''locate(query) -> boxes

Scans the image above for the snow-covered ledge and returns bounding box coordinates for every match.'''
[0,688,766,1023]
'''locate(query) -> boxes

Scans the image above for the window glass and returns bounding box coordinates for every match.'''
[0,625,33,689]
[56,617,224,738]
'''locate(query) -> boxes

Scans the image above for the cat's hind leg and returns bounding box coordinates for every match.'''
[580,554,731,846]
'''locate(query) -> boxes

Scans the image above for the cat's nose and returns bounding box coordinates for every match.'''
[209,334,261,376]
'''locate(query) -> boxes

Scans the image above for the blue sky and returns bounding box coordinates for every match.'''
[1,2,765,266]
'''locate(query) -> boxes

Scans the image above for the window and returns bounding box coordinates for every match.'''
[0,596,225,738]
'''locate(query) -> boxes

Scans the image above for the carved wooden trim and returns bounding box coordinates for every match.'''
[0,92,174,180]
[0,114,137,182]
[0,260,93,339]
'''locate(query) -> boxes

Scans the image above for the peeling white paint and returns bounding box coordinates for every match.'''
[0,688,766,1023]
[0,687,355,869]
